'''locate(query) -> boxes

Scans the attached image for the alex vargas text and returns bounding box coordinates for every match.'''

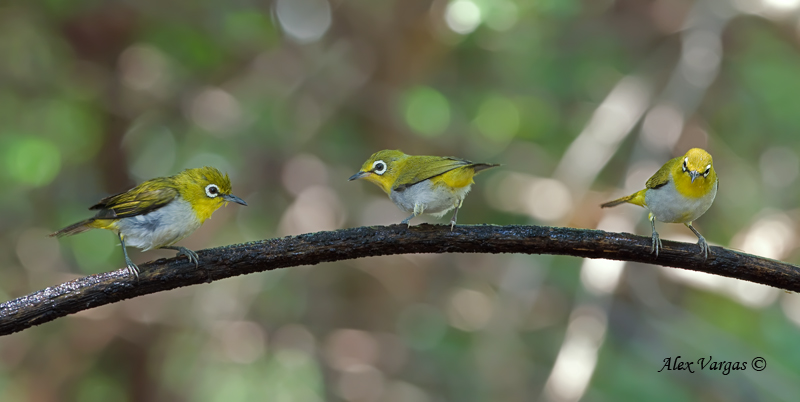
[658,356,748,375]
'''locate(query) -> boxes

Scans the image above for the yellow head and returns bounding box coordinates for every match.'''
[173,167,247,222]
[670,148,717,199]
[348,150,408,194]
[675,148,715,183]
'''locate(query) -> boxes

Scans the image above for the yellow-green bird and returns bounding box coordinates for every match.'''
[349,150,498,229]
[601,148,718,260]
[51,167,247,279]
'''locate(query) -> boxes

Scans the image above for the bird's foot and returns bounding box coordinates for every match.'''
[175,247,200,267]
[449,205,460,232]
[125,258,140,282]
[697,237,710,261]
[401,213,416,228]
[651,233,662,258]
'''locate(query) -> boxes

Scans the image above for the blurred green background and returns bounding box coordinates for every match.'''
[3,0,800,400]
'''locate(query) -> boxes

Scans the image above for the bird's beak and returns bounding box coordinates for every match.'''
[348,171,370,181]
[223,194,248,206]
[689,171,700,183]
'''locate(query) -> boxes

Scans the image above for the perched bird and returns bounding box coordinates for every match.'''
[601,148,718,260]
[51,167,247,279]
[349,150,498,229]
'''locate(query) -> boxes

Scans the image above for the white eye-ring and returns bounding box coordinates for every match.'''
[205,184,220,198]
[372,160,387,175]
[682,157,688,172]
[703,164,711,177]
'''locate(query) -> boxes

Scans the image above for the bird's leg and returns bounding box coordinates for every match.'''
[649,213,662,258]
[400,214,416,226]
[401,203,425,227]
[161,246,200,267]
[162,246,211,282]
[449,199,464,231]
[119,234,140,281]
[685,222,709,261]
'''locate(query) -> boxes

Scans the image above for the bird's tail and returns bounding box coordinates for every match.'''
[49,219,97,238]
[472,163,501,174]
[601,189,646,208]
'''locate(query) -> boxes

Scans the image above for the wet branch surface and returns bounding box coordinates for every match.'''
[2,224,798,336]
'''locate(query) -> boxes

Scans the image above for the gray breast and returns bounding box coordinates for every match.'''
[390,180,471,217]
[115,198,202,250]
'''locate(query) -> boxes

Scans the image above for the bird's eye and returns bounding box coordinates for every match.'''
[205,184,220,198]
[372,160,387,175]
[683,158,688,172]
[704,165,711,177]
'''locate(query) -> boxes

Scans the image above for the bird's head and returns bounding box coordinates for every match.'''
[681,148,714,184]
[348,150,409,194]
[175,167,247,221]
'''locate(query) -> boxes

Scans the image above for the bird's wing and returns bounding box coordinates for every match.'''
[393,156,473,192]
[89,179,179,219]
[645,156,681,190]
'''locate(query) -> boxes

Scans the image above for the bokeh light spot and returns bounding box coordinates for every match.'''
[446,288,493,331]
[403,86,450,137]
[275,0,332,44]
[119,44,170,94]
[762,0,800,12]
[445,0,482,35]
[473,96,520,143]
[186,87,244,135]
[324,329,380,371]
[279,185,346,236]
[485,0,518,31]
[4,137,61,187]
[282,154,329,197]
[336,364,385,402]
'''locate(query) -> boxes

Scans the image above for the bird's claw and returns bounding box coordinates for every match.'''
[401,213,416,227]
[651,233,662,258]
[125,259,140,282]
[697,237,710,261]
[176,247,200,267]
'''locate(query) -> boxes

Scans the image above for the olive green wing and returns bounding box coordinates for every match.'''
[89,179,179,219]
[393,156,472,191]
[645,156,680,190]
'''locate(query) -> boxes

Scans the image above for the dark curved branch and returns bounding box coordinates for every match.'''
[1,224,798,336]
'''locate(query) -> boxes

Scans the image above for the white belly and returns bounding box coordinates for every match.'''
[644,179,717,223]
[390,180,471,218]
[114,198,202,251]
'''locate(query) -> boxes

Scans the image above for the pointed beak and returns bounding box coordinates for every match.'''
[223,194,248,206]
[689,171,700,183]
[348,171,370,181]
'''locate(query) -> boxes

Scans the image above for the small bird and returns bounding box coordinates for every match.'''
[349,150,498,229]
[51,167,247,279]
[601,148,718,260]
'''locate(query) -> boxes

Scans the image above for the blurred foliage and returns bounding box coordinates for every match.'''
[2,0,800,401]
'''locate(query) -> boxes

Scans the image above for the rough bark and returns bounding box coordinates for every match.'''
[1,224,798,336]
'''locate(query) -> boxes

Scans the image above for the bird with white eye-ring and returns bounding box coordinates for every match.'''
[51,167,248,280]
[601,148,718,260]
[349,150,499,229]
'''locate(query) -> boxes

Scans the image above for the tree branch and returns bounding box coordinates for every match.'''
[1,224,798,336]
